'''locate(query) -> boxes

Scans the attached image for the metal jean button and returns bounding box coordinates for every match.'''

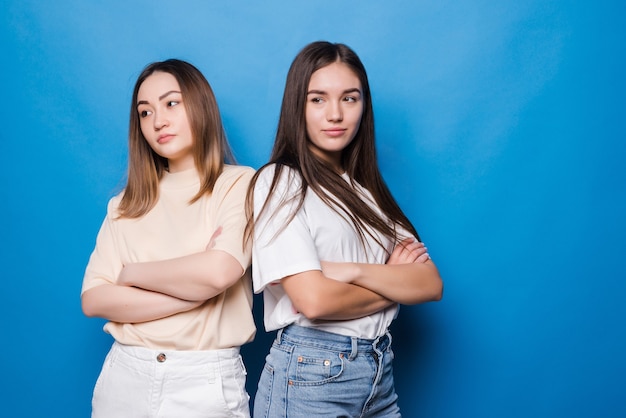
[156,353,166,362]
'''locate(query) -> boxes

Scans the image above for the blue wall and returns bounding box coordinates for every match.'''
[2,1,624,417]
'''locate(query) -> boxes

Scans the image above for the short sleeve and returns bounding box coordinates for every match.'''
[251,165,321,293]
[81,197,124,294]
[210,166,255,271]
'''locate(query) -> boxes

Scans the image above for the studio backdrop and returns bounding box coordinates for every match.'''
[1,1,624,417]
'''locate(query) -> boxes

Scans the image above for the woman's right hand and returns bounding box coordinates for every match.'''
[206,226,222,250]
[387,238,430,265]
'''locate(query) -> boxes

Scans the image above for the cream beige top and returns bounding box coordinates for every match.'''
[82,165,256,350]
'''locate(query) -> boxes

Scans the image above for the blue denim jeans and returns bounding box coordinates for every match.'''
[253,325,401,418]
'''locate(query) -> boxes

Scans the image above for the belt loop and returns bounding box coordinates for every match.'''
[276,328,284,344]
[373,332,390,352]
[348,337,358,360]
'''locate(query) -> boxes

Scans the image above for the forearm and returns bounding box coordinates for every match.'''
[119,250,244,301]
[316,284,395,320]
[325,260,443,305]
[81,283,202,323]
[282,271,395,321]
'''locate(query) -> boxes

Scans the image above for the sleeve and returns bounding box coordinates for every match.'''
[251,165,321,293]
[81,197,125,294]
[210,166,255,271]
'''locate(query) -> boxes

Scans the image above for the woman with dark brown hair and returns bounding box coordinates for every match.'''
[82,59,254,417]
[248,41,443,417]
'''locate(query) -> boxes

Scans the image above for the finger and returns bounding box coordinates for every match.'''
[401,241,424,257]
[397,238,418,253]
[387,248,404,264]
[210,226,223,241]
[415,252,431,264]
[388,238,425,264]
[390,239,409,257]
[207,226,223,249]
[391,244,419,264]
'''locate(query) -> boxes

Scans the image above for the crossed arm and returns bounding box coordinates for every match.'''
[321,238,443,305]
[282,238,443,321]
[81,284,204,323]
[81,228,240,323]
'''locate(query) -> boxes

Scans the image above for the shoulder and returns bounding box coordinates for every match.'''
[219,164,255,184]
[256,163,302,190]
[222,164,255,178]
[105,192,125,218]
[212,164,256,196]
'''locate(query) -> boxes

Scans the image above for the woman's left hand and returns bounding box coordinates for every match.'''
[387,238,429,265]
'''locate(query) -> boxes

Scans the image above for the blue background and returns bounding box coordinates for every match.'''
[2,1,625,417]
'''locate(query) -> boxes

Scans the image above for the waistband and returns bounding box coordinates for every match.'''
[278,324,392,355]
[111,342,240,366]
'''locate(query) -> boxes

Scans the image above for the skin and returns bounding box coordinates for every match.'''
[279,62,443,320]
[81,73,242,323]
[321,239,443,305]
[82,229,224,324]
[136,71,195,173]
[305,61,364,172]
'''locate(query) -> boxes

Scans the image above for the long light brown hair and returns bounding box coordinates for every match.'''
[118,59,234,218]
[245,41,420,251]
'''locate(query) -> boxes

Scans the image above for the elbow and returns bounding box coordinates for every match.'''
[419,265,444,303]
[282,271,338,320]
[298,307,324,321]
[432,284,444,302]
[194,259,245,300]
[292,295,328,321]
[405,278,444,305]
[81,284,117,318]
[82,305,96,318]
[293,300,318,320]
[429,279,444,302]
[81,293,100,318]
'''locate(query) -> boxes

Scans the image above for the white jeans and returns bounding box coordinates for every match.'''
[92,342,250,418]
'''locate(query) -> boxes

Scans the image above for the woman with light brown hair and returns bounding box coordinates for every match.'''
[82,59,255,417]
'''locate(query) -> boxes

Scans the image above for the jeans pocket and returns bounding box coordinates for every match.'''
[290,348,345,386]
[253,363,275,418]
[93,345,119,395]
[219,357,250,417]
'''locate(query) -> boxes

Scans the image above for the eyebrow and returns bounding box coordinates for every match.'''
[307,88,362,96]
[136,90,182,107]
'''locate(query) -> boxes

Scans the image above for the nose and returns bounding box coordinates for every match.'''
[153,111,169,130]
[326,100,343,122]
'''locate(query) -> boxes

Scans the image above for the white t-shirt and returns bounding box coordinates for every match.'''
[252,164,412,339]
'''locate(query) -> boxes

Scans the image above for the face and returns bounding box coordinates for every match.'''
[305,61,364,171]
[136,71,194,173]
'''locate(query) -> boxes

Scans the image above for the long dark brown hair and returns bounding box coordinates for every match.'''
[118,59,234,218]
[245,41,420,251]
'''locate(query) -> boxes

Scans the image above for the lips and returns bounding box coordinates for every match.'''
[322,128,346,137]
[157,134,174,144]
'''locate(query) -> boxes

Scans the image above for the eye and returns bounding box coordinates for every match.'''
[167,100,180,107]
[343,95,359,103]
[139,109,152,118]
[310,97,324,104]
